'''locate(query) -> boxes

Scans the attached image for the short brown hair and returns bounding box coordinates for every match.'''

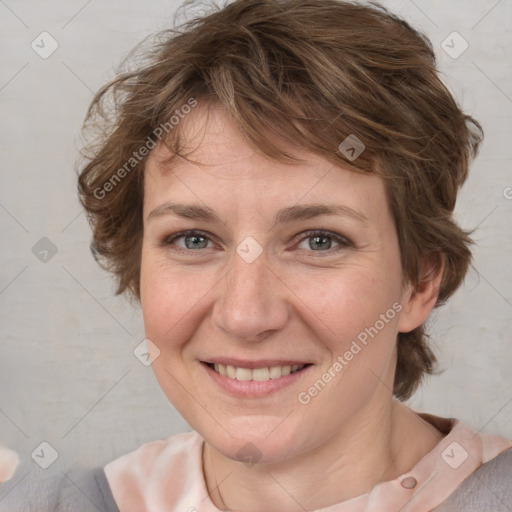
[78,0,483,400]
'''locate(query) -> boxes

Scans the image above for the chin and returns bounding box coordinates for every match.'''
[197,415,308,466]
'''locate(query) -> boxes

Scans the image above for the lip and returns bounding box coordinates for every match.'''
[202,357,311,369]
[201,361,313,398]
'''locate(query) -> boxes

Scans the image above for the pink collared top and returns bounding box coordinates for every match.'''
[104,413,512,512]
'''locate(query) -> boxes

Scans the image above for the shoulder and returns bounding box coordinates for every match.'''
[0,466,119,512]
[2,433,200,512]
[434,448,512,511]
[103,431,204,511]
[104,430,201,476]
[55,466,120,512]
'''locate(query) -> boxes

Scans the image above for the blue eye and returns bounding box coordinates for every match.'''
[162,229,352,255]
[164,230,213,250]
[296,230,352,253]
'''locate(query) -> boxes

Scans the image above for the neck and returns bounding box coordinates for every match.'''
[203,400,443,511]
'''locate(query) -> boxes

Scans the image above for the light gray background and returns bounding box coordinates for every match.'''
[1,0,511,497]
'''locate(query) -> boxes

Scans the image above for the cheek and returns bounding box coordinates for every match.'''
[139,253,212,408]
[289,263,403,396]
[295,271,401,419]
[289,264,403,345]
[139,250,215,352]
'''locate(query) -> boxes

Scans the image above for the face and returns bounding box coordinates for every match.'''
[140,103,414,465]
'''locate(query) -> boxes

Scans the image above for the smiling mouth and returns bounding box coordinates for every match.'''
[203,362,312,382]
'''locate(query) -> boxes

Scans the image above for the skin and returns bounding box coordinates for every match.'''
[140,102,444,511]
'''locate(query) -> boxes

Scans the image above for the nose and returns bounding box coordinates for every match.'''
[211,246,289,342]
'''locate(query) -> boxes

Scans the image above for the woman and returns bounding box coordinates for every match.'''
[11,0,512,510]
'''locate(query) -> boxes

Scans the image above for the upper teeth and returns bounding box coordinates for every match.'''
[213,363,305,381]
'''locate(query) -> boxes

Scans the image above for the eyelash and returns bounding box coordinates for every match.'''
[161,229,353,256]
[298,230,353,254]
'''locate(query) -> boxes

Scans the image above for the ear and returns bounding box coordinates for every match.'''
[397,254,444,333]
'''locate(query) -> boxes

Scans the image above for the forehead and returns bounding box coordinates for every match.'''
[143,103,388,220]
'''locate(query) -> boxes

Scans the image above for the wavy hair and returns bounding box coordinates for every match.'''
[78,0,483,399]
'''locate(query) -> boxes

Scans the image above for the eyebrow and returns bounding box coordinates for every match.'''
[147,202,223,223]
[147,202,368,227]
[273,203,368,226]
